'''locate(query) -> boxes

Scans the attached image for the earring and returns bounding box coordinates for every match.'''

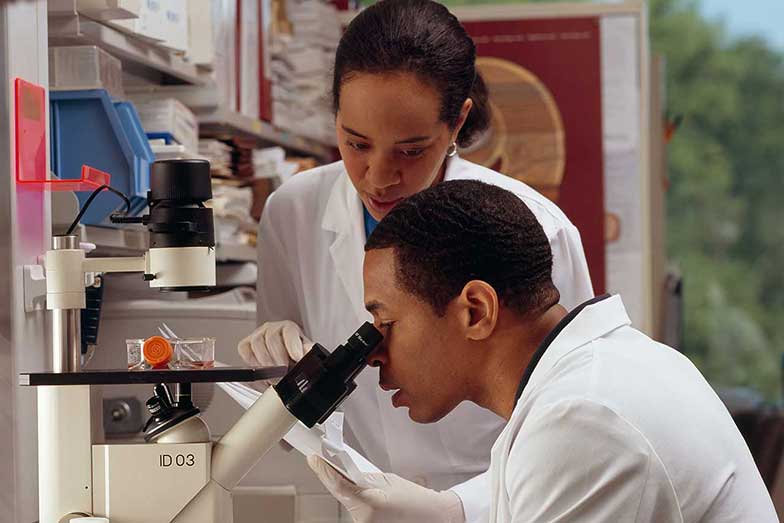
[446,142,458,158]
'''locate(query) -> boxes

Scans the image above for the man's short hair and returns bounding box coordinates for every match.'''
[365,180,560,317]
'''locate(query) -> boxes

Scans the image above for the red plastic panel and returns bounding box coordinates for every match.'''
[14,78,47,185]
[14,78,110,192]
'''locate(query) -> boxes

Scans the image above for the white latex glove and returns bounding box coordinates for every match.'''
[237,320,314,386]
[307,455,465,523]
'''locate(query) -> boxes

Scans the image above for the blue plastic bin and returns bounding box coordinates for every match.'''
[50,89,154,226]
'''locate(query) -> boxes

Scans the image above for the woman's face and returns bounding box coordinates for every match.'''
[336,72,470,220]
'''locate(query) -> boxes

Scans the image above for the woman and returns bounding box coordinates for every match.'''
[238,0,593,520]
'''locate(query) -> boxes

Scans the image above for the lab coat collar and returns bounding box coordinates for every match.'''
[321,168,362,234]
[515,294,611,402]
[443,153,466,182]
[521,294,632,401]
[321,169,368,318]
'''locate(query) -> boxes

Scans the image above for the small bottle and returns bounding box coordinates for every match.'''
[143,336,173,369]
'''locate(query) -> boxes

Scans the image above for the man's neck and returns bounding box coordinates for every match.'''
[470,304,568,420]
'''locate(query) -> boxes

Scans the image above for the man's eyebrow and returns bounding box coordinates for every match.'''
[365,300,385,314]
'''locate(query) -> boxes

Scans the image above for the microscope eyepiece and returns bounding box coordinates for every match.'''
[346,322,384,355]
[274,322,383,427]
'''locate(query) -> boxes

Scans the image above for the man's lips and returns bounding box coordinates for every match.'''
[379,380,399,392]
[380,380,408,407]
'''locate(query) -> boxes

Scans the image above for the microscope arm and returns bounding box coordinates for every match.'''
[171,387,298,522]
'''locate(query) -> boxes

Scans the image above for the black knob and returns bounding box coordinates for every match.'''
[146,396,162,415]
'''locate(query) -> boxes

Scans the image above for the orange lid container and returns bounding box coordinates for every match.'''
[143,336,173,368]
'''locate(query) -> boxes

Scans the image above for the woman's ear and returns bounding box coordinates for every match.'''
[455,280,498,341]
[451,98,474,144]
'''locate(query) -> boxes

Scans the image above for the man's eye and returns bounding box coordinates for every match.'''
[379,321,395,330]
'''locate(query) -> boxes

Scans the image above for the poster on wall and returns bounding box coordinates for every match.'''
[461,17,606,294]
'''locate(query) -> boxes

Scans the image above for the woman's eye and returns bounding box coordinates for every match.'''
[400,148,425,158]
[348,141,370,151]
[379,321,396,330]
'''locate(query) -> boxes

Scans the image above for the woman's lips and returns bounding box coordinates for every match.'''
[366,195,403,215]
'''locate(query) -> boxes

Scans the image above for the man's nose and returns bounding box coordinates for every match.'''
[367,345,388,367]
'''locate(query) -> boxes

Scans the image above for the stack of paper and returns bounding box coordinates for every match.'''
[269,0,339,146]
[131,97,199,154]
[253,147,300,183]
[198,139,233,178]
[210,184,256,245]
[218,381,382,486]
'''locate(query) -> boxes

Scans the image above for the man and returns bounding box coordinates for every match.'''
[307,180,777,522]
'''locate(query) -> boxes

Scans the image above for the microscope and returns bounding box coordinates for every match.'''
[20,159,383,522]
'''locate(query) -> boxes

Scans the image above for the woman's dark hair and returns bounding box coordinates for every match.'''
[333,0,490,148]
[365,180,560,317]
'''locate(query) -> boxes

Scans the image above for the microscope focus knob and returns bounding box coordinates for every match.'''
[146,396,163,416]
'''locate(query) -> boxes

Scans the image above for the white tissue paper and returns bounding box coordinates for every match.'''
[217,381,382,487]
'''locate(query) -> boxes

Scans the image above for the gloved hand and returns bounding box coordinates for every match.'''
[307,455,465,523]
[237,320,314,386]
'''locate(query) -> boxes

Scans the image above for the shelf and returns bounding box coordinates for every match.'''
[79,225,258,263]
[125,86,335,162]
[48,14,208,86]
[198,108,333,161]
[19,366,287,386]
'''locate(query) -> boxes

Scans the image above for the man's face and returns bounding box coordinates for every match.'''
[363,248,471,423]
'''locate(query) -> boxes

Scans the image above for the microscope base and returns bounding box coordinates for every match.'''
[92,442,211,522]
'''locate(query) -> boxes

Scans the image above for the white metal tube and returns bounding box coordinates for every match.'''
[210,387,297,490]
[82,255,146,273]
[45,244,86,310]
[52,308,80,372]
[38,385,93,523]
[48,236,83,372]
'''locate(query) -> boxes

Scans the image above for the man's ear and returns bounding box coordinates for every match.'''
[455,280,498,341]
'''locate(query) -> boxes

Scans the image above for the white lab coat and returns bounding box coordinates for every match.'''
[490,295,777,523]
[256,155,594,521]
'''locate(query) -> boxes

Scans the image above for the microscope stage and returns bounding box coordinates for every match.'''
[19,366,287,386]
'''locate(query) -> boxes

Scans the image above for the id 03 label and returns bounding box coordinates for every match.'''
[159,453,196,467]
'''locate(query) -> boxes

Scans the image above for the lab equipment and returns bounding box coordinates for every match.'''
[25,158,212,521]
[22,155,382,520]
[127,335,215,369]
[142,335,173,368]
[220,381,382,486]
[172,321,382,521]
